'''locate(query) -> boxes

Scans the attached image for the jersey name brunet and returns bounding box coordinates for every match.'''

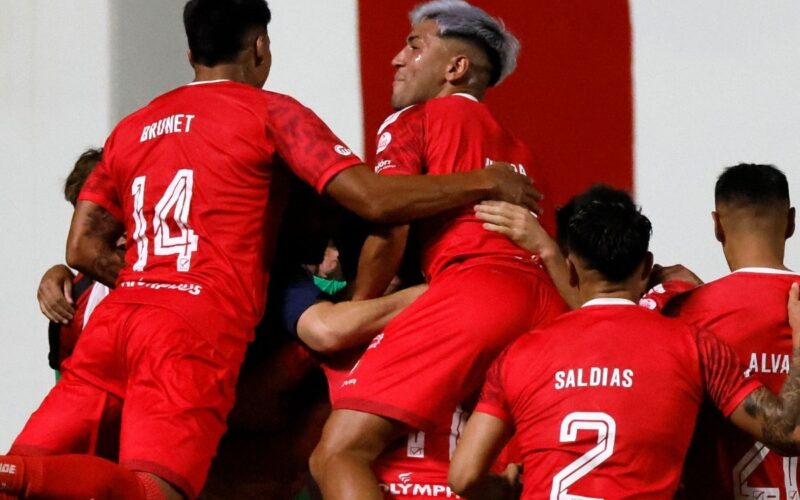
[140,114,196,143]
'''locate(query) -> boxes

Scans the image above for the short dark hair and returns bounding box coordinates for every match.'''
[556,184,652,282]
[183,0,271,67]
[64,148,103,206]
[715,163,790,207]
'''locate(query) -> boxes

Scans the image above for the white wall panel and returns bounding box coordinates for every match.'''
[633,1,800,281]
[0,1,111,449]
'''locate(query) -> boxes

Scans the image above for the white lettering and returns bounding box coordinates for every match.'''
[140,114,195,143]
[554,371,565,389]
[745,352,791,376]
[0,463,16,474]
[554,367,635,390]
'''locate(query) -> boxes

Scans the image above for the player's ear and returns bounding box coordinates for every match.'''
[253,33,267,66]
[566,255,579,289]
[445,55,470,83]
[641,251,654,282]
[187,49,195,67]
[712,211,725,244]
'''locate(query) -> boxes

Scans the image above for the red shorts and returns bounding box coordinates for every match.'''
[11,302,245,498]
[334,258,567,430]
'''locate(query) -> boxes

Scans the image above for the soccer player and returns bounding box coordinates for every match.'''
[664,164,798,498]
[310,2,567,498]
[36,148,112,375]
[449,185,800,498]
[0,0,540,498]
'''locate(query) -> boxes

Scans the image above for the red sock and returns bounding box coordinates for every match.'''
[0,454,151,500]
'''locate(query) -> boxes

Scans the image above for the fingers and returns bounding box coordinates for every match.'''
[63,279,75,306]
[482,222,514,238]
[37,285,75,324]
[475,208,513,227]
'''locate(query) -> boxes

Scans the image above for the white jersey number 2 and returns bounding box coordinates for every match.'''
[550,412,616,500]
[130,169,198,272]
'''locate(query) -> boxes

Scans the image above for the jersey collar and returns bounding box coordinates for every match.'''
[452,92,479,102]
[186,79,231,86]
[733,267,798,276]
[581,297,637,308]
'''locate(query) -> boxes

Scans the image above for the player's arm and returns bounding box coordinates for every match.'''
[723,283,800,455]
[351,224,409,301]
[37,264,76,324]
[297,283,426,354]
[66,200,125,288]
[448,412,516,498]
[326,164,542,225]
[475,200,579,308]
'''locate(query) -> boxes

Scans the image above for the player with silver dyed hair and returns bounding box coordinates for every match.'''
[310,1,564,499]
[410,0,520,86]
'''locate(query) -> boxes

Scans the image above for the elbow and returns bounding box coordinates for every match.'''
[358,200,392,224]
[65,239,88,273]
[448,465,480,496]
[299,320,348,355]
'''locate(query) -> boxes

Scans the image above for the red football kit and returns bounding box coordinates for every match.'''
[664,268,800,499]
[477,299,760,499]
[335,93,567,432]
[12,80,361,497]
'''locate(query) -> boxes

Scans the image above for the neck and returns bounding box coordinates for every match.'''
[723,237,788,271]
[437,84,485,102]
[193,64,251,86]
[577,280,642,305]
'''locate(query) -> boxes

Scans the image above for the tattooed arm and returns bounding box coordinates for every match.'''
[727,283,800,455]
[66,200,125,288]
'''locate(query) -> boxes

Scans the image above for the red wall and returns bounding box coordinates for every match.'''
[359,0,633,223]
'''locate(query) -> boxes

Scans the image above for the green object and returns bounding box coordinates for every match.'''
[293,488,312,500]
[313,276,347,295]
[55,370,61,382]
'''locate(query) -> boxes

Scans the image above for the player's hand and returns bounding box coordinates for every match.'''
[475,200,556,256]
[789,283,800,351]
[484,163,543,215]
[648,264,703,289]
[37,264,76,324]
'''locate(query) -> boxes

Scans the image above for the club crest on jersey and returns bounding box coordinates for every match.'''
[377,132,392,154]
[334,145,352,156]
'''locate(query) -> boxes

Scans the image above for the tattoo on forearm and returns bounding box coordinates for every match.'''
[86,208,125,287]
[745,347,800,454]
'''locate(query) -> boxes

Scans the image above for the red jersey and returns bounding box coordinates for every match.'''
[477,299,760,499]
[664,268,800,499]
[374,93,546,280]
[79,80,361,352]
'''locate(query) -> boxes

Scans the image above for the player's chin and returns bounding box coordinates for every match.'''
[390,89,409,110]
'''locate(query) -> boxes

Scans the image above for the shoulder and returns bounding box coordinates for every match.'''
[376,104,423,135]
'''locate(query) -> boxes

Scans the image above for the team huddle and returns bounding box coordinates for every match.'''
[2,0,799,499]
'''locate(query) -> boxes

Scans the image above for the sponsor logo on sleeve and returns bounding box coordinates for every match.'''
[376,132,392,154]
[375,159,396,174]
[334,145,352,156]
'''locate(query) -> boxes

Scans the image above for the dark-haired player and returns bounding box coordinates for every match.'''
[0,0,539,498]
[310,1,565,498]
[665,164,798,498]
[449,185,800,498]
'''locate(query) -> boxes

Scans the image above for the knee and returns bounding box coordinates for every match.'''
[309,440,333,483]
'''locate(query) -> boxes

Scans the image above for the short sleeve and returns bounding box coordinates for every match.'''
[77,157,123,221]
[280,273,329,337]
[475,349,513,423]
[265,95,363,193]
[639,280,697,312]
[696,328,761,417]
[373,107,424,177]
